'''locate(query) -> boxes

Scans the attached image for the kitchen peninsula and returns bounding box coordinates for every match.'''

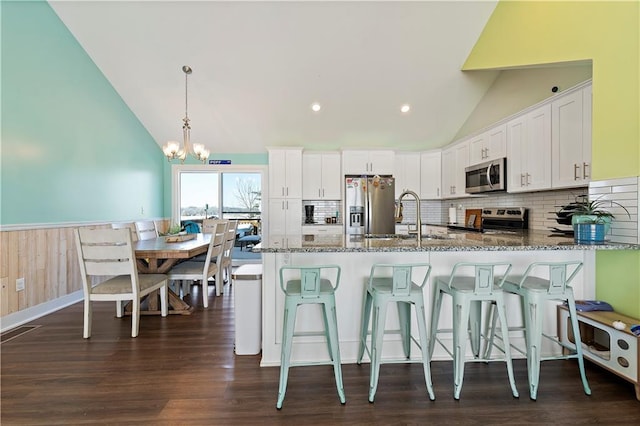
[257,231,638,367]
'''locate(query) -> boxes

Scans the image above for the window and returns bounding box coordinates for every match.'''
[172,165,266,228]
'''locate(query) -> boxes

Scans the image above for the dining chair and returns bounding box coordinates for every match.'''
[74,228,168,338]
[135,220,158,241]
[167,222,226,308]
[111,222,138,242]
[202,218,227,234]
[218,220,239,295]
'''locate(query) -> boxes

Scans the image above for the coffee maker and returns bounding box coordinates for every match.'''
[304,205,315,224]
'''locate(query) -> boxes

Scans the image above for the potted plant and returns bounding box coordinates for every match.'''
[571,196,630,244]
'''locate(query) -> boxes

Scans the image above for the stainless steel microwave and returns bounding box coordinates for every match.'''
[465,158,506,194]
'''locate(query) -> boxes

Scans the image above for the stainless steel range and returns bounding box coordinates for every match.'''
[481,207,529,232]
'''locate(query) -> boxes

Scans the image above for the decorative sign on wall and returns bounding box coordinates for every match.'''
[209,160,232,165]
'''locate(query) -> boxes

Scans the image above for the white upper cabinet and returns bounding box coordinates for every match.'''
[551,84,592,188]
[468,124,507,165]
[441,141,469,198]
[420,150,442,199]
[507,104,552,193]
[268,148,302,198]
[342,150,395,175]
[302,152,341,200]
[394,152,421,198]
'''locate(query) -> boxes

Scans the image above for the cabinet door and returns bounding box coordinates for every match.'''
[321,153,342,199]
[302,153,322,199]
[284,198,302,235]
[268,150,287,197]
[342,151,369,175]
[468,134,486,165]
[269,148,302,198]
[507,105,551,193]
[525,105,552,191]
[394,153,421,198]
[453,142,469,196]
[441,147,455,198]
[552,90,585,188]
[420,151,441,199]
[485,124,507,161]
[268,199,287,235]
[581,84,592,183]
[284,149,302,198]
[369,150,395,175]
[506,114,527,193]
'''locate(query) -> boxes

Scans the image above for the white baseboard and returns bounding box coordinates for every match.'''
[0,290,83,333]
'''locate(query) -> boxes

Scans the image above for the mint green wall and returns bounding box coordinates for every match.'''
[1,1,164,225]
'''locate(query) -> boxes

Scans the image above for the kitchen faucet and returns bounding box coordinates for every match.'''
[397,190,422,242]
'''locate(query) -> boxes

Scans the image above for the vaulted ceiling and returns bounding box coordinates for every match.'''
[49,1,499,154]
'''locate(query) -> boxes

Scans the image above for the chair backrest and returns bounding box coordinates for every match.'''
[223,220,239,256]
[368,263,431,296]
[75,228,139,296]
[202,218,227,234]
[203,222,227,273]
[135,220,158,241]
[279,265,341,299]
[518,261,583,296]
[447,262,512,296]
[111,222,138,242]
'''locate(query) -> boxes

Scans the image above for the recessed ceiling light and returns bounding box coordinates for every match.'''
[311,102,322,112]
[400,104,411,114]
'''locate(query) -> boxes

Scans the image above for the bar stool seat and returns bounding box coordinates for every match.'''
[485,261,591,400]
[357,263,434,402]
[276,265,345,409]
[429,262,519,400]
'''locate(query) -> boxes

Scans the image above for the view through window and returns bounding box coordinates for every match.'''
[179,171,262,224]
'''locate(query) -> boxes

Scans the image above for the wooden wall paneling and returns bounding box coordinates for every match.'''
[1,231,8,315]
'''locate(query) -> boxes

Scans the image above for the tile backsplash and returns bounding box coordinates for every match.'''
[400,188,588,231]
[302,200,342,224]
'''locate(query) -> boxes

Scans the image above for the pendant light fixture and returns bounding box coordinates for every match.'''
[163,65,210,163]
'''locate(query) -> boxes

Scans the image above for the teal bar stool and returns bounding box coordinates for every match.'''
[484,261,591,400]
[276,265,345,409]
[357,263,434,402]
[429,262,519,400]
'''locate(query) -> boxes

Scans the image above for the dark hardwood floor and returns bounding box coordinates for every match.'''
[2,282,639,425]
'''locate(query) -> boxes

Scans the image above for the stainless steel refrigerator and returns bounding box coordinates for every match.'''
[345,175,396,235]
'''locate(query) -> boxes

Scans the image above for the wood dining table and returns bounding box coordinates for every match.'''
[133,233,211,315]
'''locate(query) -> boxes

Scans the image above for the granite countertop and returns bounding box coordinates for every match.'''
[256,230,640,253]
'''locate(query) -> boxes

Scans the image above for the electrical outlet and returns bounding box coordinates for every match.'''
[141,206,145,215]
[16,277,25,292]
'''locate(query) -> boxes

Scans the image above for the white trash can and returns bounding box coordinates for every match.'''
[232,264,262,355]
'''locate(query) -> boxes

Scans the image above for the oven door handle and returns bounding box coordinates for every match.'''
[486,164,494,189]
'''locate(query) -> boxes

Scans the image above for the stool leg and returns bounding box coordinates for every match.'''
[566,293,591,396]
[452,294,471,400]
[320,304,334,361]
[415,297,435,401]
[469,301,482,358]
[398,301,412,359]
[495,295,519,398]
[325,298,346,404]
[429,287,444,357]
[523,295,543,400]
[482,302,498,359]
[277,300,297,409]
[369,299,388,402]
[357,290,373,364]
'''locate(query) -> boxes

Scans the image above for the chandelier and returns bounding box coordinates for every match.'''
[163,65,210,163]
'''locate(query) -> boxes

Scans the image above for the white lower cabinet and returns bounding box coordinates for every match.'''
[267,198,302,237]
